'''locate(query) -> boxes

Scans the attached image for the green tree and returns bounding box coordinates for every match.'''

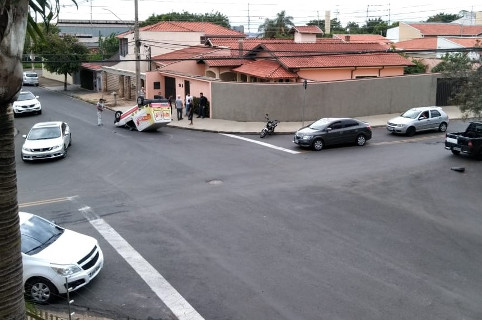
[363,18,389,36]
[345,21,362,34]
[431,52,472,76]
[426,12,462,23]
[90,33,120,61]
[404,58,427,74]
[307,18,345,36]
[0,1,77,317]
[432,52,481,118]
[455,57,482,118]
[258,10,294,38]
[35,33,88,91]
[140,11,230,28]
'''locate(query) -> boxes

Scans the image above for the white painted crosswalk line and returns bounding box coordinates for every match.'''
[79,206,204,320]
[220,133,301,154]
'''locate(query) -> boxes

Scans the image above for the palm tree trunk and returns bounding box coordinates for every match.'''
[0,0,29,318]
[0,106,24,318]
[64,72,68,91]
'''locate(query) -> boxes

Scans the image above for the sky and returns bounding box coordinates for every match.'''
[57,0,481,33]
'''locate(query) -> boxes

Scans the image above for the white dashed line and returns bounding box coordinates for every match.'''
[220,133,301,154]
[78,206,204,320]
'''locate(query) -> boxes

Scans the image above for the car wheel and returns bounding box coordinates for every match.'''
[356,134,367,146]
[312,138,324,151]
[439,122,448,132]
[62,146,68,158]
[451,149,460,155]
[13,112,18,118]
[406,126,416,137]
[25,277,58,304]
[68,136,72,147]
[114,111,123,123]
[38,110,42,115]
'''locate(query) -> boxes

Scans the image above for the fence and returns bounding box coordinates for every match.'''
[26,310,79,320]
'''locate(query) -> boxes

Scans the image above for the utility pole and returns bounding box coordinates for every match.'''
[134,0,141,99]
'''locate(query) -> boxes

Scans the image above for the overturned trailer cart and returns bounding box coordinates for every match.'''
[114,97,171,131]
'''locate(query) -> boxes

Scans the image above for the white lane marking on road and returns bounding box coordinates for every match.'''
[78,206,204,320]
[221,133,301,154]
[19,196,77,208]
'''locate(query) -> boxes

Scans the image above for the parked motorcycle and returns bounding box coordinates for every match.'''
[260,114,279,138]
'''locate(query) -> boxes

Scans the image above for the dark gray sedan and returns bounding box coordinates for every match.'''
[293,118,372,151]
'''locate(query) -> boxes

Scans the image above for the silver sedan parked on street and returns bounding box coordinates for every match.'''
[21,122,71,161]
[386,106,449,136]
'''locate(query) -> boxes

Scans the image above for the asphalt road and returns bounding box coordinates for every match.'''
[15,87,482,320]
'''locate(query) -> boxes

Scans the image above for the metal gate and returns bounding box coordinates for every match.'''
[436,78,462,106]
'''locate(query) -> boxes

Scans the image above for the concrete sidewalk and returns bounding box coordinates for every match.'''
[40,79,465,134]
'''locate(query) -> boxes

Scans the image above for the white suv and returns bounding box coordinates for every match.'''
[23,71,39,86]
[20,212,104,304]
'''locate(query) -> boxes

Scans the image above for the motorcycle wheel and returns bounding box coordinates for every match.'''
[260,129,268,138]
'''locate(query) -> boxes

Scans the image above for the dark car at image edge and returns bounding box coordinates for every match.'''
[294,117,372,151]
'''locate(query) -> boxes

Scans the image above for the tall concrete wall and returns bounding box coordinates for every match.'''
[211,74,438,122]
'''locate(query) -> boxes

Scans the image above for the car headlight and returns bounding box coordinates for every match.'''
[51,264,82,276]
[52,145,62,150]
[22,146,31,152]
[302,135,312,140]
[397,124,405,127]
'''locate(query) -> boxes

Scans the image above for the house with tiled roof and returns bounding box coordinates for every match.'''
[289,25,323,43]
[99,21,245,99]
[392,35,481,71]
[387,21,482,42]
[145,31,413,104]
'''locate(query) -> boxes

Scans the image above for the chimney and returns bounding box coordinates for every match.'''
[345,35,351,42]
[325,11,331,35]
[238,39,243,57]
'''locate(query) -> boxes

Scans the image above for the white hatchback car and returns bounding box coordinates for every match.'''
[20,211,104,304]
[386,106,449,136]
[13,91,42,117]
[21,122,72,161]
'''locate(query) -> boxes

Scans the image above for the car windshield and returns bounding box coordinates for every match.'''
[400,109,420,119]
[309,118,330,130]
[27,127,61,140]
[21,215,64,255]
[17,92,36,101]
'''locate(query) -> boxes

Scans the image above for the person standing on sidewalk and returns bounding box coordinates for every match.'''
[185,93,192,117]
[96,98,105,126]
[175,95,183,121]
[188,101,194,125]
[197,92,208,118]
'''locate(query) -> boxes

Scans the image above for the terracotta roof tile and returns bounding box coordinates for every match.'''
[260,42,390,57]
[152,46,227,66]
[233,60,298,79]
[394,38,438,50]
[444,37,482,47]
[333,34,391,44]
[278,53,414,69]
[291,25,323,34]
[81,62,103,70]
[140,21,245,37]
[207,38,293,54]
[407,23,482,36]
[202,58,251,67]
